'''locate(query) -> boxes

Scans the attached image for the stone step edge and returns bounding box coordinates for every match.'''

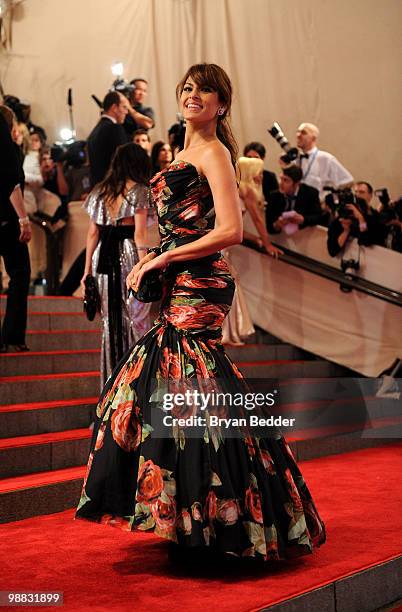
[0,465,86,494]
[0,295,80,302]
[0,371,100,384]
[0,396,98,414]
[1,311,87,317]
[0,427,91,450]
[0,349,100,359]
[26,329,99,335]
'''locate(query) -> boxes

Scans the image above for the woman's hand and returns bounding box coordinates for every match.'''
[80,272,91,299]
[19,223,32,243]
[127,252,169,292]
[346,204,364,224]
[264,242,283,258]
[340,218,352,231]
[126,251,158,291]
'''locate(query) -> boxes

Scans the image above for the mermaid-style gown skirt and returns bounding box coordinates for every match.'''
[75,161,326,560]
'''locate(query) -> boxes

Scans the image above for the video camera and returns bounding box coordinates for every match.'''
[267,122,299,164]
[324,186,357,219]
[50,140,86,168]
[110,78,136,98]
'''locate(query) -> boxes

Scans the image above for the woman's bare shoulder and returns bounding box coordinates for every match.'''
[200,140,233,176]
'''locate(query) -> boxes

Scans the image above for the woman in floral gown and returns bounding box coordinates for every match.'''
[75,63,326,561]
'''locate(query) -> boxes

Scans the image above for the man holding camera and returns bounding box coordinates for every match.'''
[266,165,322,235]
[87,91,129,187]
[296,123,353,200]
[123,78,155,140]
[326,190,387,281]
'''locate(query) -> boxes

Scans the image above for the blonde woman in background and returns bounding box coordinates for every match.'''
[222,156,281,345]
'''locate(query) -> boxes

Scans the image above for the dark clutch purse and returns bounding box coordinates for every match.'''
[83,274,101,321]
[129,269,163,303]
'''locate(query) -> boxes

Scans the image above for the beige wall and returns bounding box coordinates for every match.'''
[1,0,401,197]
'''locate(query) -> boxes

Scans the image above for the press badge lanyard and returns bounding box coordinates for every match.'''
[301,149,318,180]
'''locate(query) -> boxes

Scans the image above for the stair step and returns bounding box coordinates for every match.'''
[23,311,99,331]
[0,371,100,404]
[225,343,311,362]
[0,397,97,438]
[1,440,399,524]
[0,465,85,523]
[25,329,101,351]
[0,349,101,376]
[0,428,91,479]
[0,295,83,313]
[239,359,348,378]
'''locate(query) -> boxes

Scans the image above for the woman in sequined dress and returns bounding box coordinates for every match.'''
[81,143,154,387]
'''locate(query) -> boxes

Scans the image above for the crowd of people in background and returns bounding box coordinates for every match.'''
[1,77,401,354]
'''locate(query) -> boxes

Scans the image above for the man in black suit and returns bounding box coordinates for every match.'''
[244,141,278,202]
[266,165,322,235]
[87,91,129,187]
[0,107,32,351]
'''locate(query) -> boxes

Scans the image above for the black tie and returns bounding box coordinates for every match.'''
[300,153,309,160]
[286,195,297,211]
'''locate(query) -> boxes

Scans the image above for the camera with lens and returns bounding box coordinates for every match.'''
[324,186,358,220]
[375,188,396,224]
[110,78,135,98]
[267,122,299,164]
[50,140,87,168]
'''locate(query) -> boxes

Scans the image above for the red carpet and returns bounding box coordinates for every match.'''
[1,443,401,612]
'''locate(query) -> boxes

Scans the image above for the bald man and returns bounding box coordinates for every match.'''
[296,122,353,200]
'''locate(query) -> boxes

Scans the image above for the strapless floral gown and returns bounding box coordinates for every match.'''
[75,160,326,561]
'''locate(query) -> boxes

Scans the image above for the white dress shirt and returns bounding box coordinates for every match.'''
[23,151,43,187]
[300,146,353,200]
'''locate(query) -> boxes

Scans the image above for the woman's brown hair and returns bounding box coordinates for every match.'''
[97,143,151,204]
[0,105,16,131]
[176,63,238,168]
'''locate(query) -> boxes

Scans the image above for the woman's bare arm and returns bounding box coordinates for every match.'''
[82,220,100,278]
[134,208,149,259]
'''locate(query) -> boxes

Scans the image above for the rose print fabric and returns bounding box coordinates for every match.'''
[75,161,326,560]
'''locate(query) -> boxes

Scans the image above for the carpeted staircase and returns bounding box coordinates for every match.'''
[1,295,401,612]
[0,294,399,523]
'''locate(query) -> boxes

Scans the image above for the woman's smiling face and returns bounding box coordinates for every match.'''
[180,76,221,124]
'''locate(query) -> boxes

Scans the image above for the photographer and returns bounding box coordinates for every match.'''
[327,190,386,268]
[296,123,353,200]
[377,191,402,253]
[39,148,69,215]
[0,107,31,352]
[123,78,155,140]
[266,165,322,235]
[64,145,91,202]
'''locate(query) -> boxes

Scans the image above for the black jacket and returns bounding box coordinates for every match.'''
[262,169,278,202]
[327,199,387,257]
[266,183,322,234]
[87,117,128,187]
[0,114,25,223]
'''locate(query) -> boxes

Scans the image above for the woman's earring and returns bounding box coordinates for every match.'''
[217,108,225,116]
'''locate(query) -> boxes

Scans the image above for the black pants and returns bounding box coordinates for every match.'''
[0,220,31,345]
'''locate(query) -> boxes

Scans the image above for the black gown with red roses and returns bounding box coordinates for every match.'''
[75,160,326,561]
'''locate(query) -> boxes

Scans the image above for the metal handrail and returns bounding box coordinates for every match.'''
[242,239,402,308]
